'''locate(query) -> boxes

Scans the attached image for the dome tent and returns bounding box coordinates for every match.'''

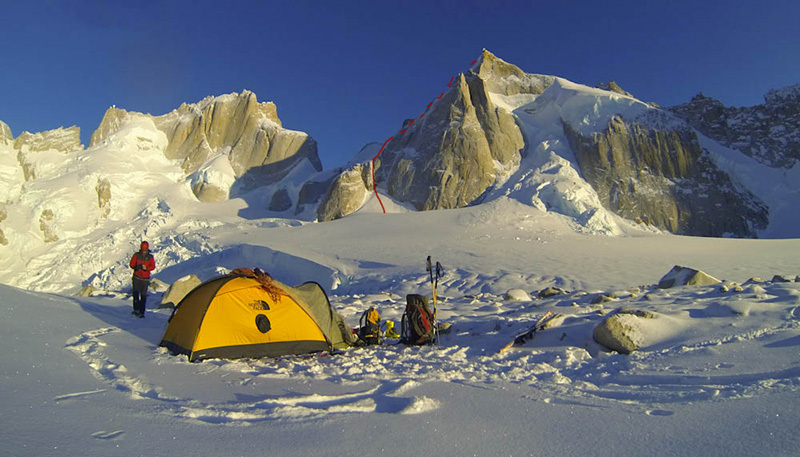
[160,269,357,362]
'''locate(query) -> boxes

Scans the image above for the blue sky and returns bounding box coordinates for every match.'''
[2,0,798,169]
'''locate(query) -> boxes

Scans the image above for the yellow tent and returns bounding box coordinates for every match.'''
[160,271,356,361]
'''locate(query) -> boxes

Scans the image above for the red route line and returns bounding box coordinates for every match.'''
[371,137,394,213]
[371,56,477,213]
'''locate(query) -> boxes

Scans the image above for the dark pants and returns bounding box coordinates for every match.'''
[132,277,150,316]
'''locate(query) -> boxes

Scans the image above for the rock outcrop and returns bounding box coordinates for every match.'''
[658,266,721,289]
[317,163,373,221]
[152,91,320,188]
[595,81,635,99]
[38,209,58,243]
[13,126,82,154]
[473,49,555,96]
[96,178,112,218]
[268,188,293,212]
[89,107,133,147]
[563,117,769,237]
[376,55,525,211]
[669,85,800,168]
[89,91,323,203]
[15,126,82,181]
[296,178,334,216]
[0,205,7,245]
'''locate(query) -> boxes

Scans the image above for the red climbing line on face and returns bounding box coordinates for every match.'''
[370,56,477,214]
[371,136,394,214]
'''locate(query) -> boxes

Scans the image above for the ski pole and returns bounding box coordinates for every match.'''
[426,256,437,313]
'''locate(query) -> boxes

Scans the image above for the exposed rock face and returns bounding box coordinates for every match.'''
[658,265,721,289]
[96,178,112,218]
[13,126,82,153]
[317,163,373,221]
[296,178,334,215]
[268,189,293,212]
[187,153,235,203]
[669,85,800,168]
[15,126,83,181]
[87,91,323,203]
[563,117,769,237]
[89,107,132,147]
[474,49,555,96]
[39,209,58,243]
[377,69,525,211]
[0,205,7,245]
[152,91,321,188]
[595,81,634,98]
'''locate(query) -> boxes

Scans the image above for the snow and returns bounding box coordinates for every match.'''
[188,150,236,199]
[3,189,800,455]
[484,77,644,235]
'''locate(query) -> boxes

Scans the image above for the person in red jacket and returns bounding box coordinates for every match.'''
[129,241,156,318]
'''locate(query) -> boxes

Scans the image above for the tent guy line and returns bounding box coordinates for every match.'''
[370,56,479,213]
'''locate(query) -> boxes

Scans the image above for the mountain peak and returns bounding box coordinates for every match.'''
[471,49,555,97]
[765,83,800,106]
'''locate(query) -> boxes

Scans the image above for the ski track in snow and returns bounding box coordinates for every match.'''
[63,279,800,424]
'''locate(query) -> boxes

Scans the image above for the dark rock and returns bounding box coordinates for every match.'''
[268,189,293,212]
[538,287,568,298]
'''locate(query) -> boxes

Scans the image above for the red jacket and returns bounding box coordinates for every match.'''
[130,250,156,280]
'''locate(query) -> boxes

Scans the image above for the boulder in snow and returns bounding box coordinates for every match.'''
[159,274,202,309]
[537,287,567,298]
[772,274,792,283]
[657,265,720,289]
[593,309,655,354]
[149,277,169,293]
[76,285,97,297]
[504,289,532,301]
[591,293,616,304]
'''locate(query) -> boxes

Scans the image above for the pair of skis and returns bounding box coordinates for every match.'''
[498,310,559,354]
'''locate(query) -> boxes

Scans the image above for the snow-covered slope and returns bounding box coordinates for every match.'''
[2,206,800,456]
[3,84,800,456]
[0,92,325,291]
[485,77,657,235]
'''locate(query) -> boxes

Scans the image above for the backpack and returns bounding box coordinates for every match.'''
[401,294,436,345]
[358,307,381,346]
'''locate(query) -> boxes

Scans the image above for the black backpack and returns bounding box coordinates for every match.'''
[357,307,381,346]
[401,294,436,345]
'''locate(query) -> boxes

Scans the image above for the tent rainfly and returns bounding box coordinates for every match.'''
[160,269,356,362]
